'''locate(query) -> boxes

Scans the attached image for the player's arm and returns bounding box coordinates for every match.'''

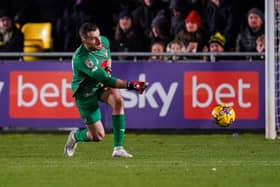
[105,59,112,74]
[100,36,112,74]
[100,59,112,74]
[99,73,148,94]
[76,59,148,93]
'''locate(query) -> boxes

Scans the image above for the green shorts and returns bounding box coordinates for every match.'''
[75,89,105,125]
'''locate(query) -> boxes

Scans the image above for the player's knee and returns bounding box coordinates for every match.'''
[112,96,124,109]
[93,132,105,142]
[87,131,105,142]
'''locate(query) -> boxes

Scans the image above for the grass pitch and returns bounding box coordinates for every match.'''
[0,133,280,187]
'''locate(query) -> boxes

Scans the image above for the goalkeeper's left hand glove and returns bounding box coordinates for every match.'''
[127,81,148,94]
[104,66,112,75]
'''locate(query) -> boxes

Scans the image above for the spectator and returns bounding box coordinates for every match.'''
[132,0,167,39]
[56,0,114,51]
[166,39,185,61]
[0,9,23,52]
[236,8,264,52]
[175,10,208,56]
[255,34,265,60]
[56,1,95,52]
[112,9,149,60]
[112,0,141,23]
[207,32,226,61]
[149,40,165,61]
[169,0,188,38]
[149,11,171,46]
[209,32,225,53]
[204,0,239,51]
[169,0,207,38]
[235,0,264,28]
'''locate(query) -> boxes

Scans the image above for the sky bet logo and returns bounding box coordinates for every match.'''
[184,72,259,119]
[9,72,177,119]
[10,71,79,118]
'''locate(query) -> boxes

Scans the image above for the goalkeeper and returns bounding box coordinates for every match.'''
[64,22,147,158]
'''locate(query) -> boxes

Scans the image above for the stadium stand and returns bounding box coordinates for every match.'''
[21,22,52,61]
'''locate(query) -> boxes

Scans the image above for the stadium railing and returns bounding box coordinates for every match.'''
[0,52,265,62]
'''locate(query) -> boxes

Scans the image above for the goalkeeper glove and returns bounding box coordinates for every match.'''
[127,81,148,94]
[104,66,112,74]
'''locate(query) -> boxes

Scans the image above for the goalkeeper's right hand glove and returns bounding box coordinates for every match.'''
[127,81,148,94]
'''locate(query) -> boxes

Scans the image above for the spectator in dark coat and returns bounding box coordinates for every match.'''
[112,9,149,60]
[149,12,171,46]
[204,0,239,51]
[132,0,167,39]
[236,8,264,52]
[169,0,188,38]
[0,9,23,52]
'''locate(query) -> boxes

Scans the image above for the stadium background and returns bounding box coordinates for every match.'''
[0,0,266,132]
[2,1,280,187]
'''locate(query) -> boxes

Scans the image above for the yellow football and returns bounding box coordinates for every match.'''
[212,103,236,127]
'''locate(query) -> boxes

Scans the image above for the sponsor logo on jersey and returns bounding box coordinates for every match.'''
[85,59,94,68]
[85,59,97,72]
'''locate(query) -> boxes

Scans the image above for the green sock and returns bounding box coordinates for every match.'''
[112,114,126,147]
[74,128,89,142]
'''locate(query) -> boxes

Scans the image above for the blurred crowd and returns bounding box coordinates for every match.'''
[0,0,268,60]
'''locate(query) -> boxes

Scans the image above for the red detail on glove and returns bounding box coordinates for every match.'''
[127,81,148,94]
[104,66,112,74]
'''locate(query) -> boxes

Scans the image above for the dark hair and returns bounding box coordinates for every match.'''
[79,23,99,38]
[0,9,12,19]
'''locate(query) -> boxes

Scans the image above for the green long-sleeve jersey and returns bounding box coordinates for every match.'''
[71,36,117,97]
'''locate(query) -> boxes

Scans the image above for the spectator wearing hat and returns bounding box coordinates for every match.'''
[209,32,225,53]
[236,7,264,52]
[207,32,227,61]
[112,9,149,60]
[0,9,23,52]
[149,11,171,46]
[175,10,208,58]
[169,0,207,38]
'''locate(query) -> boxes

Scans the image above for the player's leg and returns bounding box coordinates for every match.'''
[99,88,133,158]
[86,120,105,141]
[64,94,104,156]
[74,106,105,141]
[64,108,105,157]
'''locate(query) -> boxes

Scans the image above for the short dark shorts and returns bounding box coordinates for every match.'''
[75,88,106,125]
